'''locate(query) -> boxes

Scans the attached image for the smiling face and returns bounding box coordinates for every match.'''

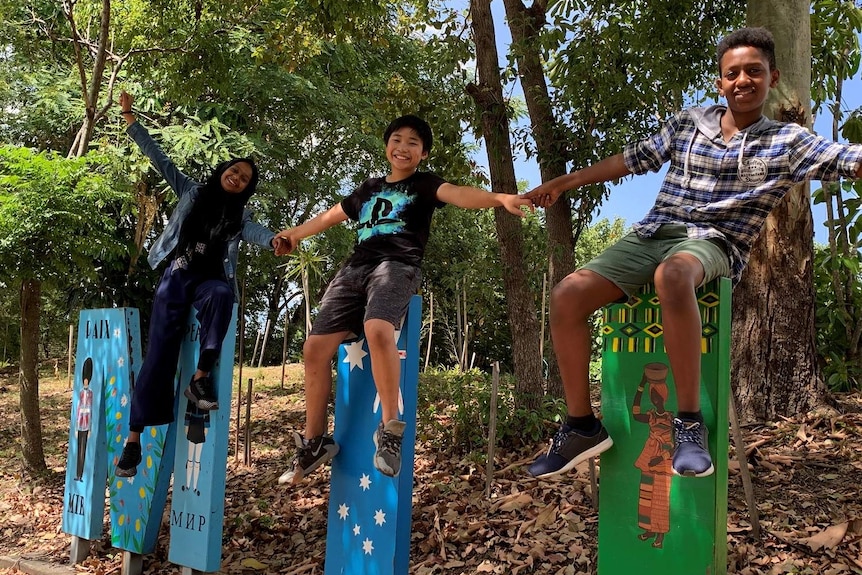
[716,45,779,123]
[385,126,428,179]
[220,161,254,194]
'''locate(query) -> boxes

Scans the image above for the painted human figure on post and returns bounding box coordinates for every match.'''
[75,357,94,481]
[631,362,673,548]
[182,398,210,496]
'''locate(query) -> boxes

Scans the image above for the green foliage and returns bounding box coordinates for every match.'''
[811,0,862,115]
[417,367,567,454]
[538,0,742,217]
[813,243,862,392]
[0,146,132,284]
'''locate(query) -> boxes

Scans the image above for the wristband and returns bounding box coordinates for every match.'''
[121,110,134,115]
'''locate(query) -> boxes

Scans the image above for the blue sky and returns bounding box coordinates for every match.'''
[462,2,862,244]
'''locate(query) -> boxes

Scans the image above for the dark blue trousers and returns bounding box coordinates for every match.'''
[129,263,234,431]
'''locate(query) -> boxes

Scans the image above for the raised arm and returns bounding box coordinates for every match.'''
[119,91,196,199]
[274,203,349,255]
[523,153,631,207]
[436,183,531,217]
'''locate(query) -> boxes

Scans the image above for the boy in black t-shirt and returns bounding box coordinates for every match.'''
[275,115,529,483]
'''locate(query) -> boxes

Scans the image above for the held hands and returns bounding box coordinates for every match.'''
[500,193,534,217]
[273,230,297,256]
[522,181,564,208]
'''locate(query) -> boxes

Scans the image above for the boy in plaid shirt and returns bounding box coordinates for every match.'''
[524,27,862,479]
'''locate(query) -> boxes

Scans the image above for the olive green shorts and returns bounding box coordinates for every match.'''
[582,225,731,299]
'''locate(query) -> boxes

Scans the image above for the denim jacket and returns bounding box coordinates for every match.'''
[128,122,275,299]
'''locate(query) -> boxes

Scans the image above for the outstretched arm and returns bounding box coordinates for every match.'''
[436,183,531,217]
[119,91,196,198]
[523,153,631,207]
[274,203,348,255]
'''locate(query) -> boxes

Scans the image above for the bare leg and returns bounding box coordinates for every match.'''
[127,431,141,443]
[302,332,349,438]
[654,254,705,413]
[550,270,624,417]
[364,319,400,423]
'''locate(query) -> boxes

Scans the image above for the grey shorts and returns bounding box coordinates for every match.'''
[582,225,731,298]
[310,260,421,337]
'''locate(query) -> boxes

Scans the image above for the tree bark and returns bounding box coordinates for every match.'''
[732,2,829,421]
[20,279,47,475]
[501,0,574,398]
[467,0,543,408]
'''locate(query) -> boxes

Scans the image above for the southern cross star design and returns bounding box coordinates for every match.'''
[342,339,368,370]
[374,509,386,526]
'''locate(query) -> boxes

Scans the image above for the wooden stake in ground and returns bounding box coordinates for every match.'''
[729,391,761,540]
[485,362,500,499]
[67,324,74,390]
[244,378,253,465]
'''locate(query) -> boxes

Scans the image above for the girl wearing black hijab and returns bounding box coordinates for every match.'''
[115,91,283,477]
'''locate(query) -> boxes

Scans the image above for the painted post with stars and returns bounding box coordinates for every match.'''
[325,295,422,575]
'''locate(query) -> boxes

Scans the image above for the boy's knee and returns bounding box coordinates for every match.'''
[303,337,333,364]
[363,319,395,347]
[655,257,700,293]
[550,272,595,315]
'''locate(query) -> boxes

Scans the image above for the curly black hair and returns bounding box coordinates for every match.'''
[716,27,776,73]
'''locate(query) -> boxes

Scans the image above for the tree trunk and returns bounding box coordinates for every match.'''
[732,2,829,421]
[467,0,543,408]
[20,279,47,475]
[501,0,574,398]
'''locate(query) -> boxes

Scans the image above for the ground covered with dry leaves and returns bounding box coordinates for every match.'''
[0,366,861,574]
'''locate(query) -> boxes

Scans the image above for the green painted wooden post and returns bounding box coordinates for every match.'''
[598,278,731,575]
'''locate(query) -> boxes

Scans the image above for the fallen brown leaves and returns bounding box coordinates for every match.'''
[0,370,861,574]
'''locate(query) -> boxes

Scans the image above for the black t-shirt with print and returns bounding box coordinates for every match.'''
[341,171,447,268]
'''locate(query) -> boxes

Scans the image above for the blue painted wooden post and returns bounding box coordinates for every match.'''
[63,308,142,562]
[325,295,422,575]
[107,305,238,574]
[168,304,238,574]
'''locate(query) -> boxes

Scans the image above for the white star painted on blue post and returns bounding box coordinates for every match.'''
[373,388,404,416]
[342,339,368,371]
[359,474,371,490]
[117,357,125,368]
[353,524,360,536]
[362,538,374,555]
[374,509,386,526]
[114,327,122,338]
[337,503,349,520]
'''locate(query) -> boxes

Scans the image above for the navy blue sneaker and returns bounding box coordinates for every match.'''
[671,418,714,477]
[528,423,613,479]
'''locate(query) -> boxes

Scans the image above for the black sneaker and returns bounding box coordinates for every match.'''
[671,418,714,477]
[528,423,613,479]
[184,374,218,411]
[278,432,339,485]
[373,420,406,477]
[115,441,142,478]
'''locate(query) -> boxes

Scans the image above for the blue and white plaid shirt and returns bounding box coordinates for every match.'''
[623,105,862,283]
